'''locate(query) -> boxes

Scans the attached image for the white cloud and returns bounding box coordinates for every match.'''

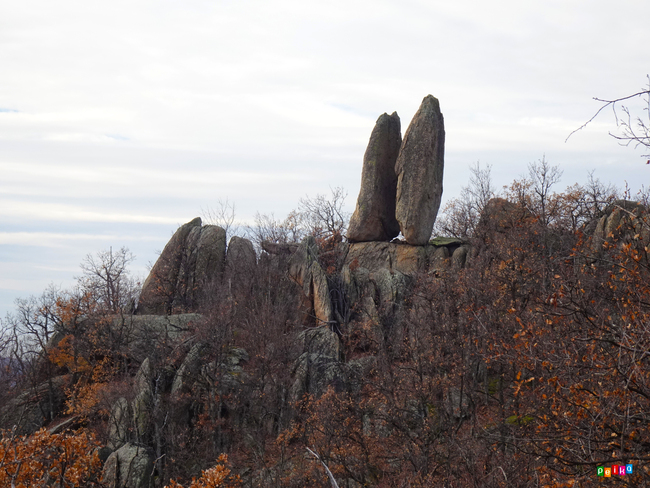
[1,0,650,316]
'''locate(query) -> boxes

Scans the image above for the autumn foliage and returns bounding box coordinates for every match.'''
[3,165,650,487]
[165,454,241,488]
[0,428,102,487]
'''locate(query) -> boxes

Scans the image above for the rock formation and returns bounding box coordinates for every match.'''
[102,443,154,488]
[591,200,649,251]
[348,112,402,242]
[138,218,226,314]
[395,95,446,245]
[226,235,257,294]
[288,237,333,325]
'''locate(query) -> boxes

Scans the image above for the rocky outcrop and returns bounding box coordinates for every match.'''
[348,112,402,242]
[226,236,256,272]
[591,200,649,251]
[290,327,344,403]
[0,375,70,434]
[395,95,445,245]
[476,198,532,233]
[226,236,257,294]
[138,218,226,314]
[170,343,207,397]
[132,358,154,443]
[289,237,333,325]
[340,238,467,353]
[102,443,155,488]
[108,397,131,450]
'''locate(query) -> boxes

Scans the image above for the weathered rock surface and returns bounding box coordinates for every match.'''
[226,236,256,273]
[108,397,131,450]
[138,218,226,314]
[132,358,153,442]
[395,95,446,245]
[591,200,649,251]
[226,236,257,294]
[476,198,531,233]
[107,314,201,362]
[290,327,344,402]
[102,443,154,488]
[171,342,208,396]
[176,224,227,307]
[289,237,333,325]
[340,239,466,353]
[348,112,402,242]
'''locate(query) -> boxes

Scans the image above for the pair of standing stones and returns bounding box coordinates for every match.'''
[348,95,445,246]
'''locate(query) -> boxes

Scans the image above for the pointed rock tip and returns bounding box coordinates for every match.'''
[420,94,441,110]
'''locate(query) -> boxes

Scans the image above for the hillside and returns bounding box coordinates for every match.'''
[1,98,649,487]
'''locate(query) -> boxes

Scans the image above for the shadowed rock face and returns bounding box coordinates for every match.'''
[395,95,445,245]
[138,218,226,314]
[348,112,402,242]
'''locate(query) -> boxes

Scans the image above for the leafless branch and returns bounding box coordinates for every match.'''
[566,76,650,158]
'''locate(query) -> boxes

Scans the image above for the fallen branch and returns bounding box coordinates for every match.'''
[306,447,339,488]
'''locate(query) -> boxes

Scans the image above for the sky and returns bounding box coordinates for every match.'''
[1,0,649,319]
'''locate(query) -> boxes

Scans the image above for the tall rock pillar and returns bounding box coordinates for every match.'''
[395,95,445,245]
[347,112,402,242]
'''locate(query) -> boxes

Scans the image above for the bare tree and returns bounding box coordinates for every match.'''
[567,75,650,159]
[299,186,350,240]
[248,210,305,250]
[434,162,495,238]
[528,156,563,227]
[202,197,240,242]
[78,247,138,314]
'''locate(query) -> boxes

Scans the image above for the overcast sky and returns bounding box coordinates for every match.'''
[1,0,649,318]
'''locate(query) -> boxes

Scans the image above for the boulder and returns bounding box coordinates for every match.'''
[171,343,208,397]
[102,443,154,488]
[426,245,449,271]
[226,236,257,295]
[138,218,226,314]
[395,95,446,245]
[345,241,427,277]
[592,200,648,249]
[226,236,257,272]
[348,112,402,242]
[451,245,469,268]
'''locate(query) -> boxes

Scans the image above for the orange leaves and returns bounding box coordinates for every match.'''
[513,375,535,396]
[0,428,102,487]
[165,454,241,488]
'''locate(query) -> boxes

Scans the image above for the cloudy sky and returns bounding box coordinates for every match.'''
[1,0,649,318]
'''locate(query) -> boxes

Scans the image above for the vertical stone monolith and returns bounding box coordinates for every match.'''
[347,112,402,242]
[395,95,445,245]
